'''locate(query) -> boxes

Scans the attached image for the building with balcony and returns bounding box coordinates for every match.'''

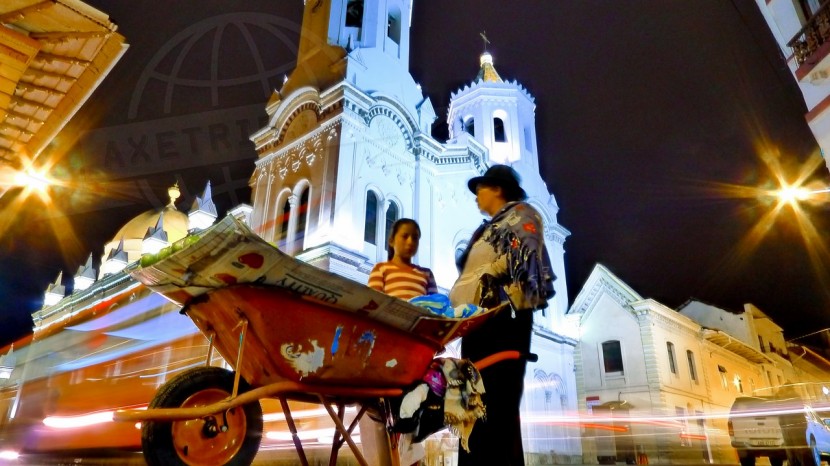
[756,0,830,170]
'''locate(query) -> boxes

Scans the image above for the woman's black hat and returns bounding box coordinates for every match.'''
[467,164,527,201]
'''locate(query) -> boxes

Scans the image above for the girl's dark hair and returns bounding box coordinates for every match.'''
[387,218,420,260]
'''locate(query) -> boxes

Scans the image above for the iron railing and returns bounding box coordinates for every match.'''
[788,1,830,66]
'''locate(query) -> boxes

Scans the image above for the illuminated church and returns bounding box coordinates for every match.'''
[246,0,579,460]
[2,0,581,462]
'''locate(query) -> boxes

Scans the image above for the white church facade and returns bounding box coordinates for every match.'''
[246,0,580,461]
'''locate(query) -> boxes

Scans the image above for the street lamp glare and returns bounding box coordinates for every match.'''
[777,185,810,205]
[13,166,51,193]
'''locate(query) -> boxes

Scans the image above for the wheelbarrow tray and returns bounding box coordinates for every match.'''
[129,214,492,388]
[186,283,462,388]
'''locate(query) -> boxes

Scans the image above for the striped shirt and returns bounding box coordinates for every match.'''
[367,262,438,300]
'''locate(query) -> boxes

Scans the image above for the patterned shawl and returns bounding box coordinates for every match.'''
[457,201,555,311]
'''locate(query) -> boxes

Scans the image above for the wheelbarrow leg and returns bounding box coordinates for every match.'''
[328,402,346,466]
[279,396,310,466]
[319,396,370,466]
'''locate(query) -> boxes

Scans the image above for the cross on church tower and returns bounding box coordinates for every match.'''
[479,31,490,52]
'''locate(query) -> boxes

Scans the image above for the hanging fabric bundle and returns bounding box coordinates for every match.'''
[395,357,486,452]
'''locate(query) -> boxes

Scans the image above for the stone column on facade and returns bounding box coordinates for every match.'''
[251,170,267,235]
[636,308,669,464]
[263,171,276,243]
[286,193,299,255]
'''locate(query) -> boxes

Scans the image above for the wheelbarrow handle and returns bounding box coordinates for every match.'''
[473,351,538,371]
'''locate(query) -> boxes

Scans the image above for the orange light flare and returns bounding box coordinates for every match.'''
[690,147,830,299]
[0,154,85,263]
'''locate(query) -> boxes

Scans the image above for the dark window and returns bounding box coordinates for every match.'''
[601,341,623,374]
[464,117,475,136]
[295,188,310,247]
[494,117,506,142]
[387,12,401,44]
[346,0,363,27]
[277,197,290,248]
[799,0,822,19]
[758,336,765,353]
[364,191,378,244]
[667,342,677,374]
[687,350,697,382]
[384,203,398,253]
[718,365,728,389]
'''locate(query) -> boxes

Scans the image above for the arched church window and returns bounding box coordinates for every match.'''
[384,202,399,255]
[346,0,363,27]
[364,191,378,245]
[494,117,507,143]
[295,187,310,250]
[277,196,290,249]
[463,116,475,137]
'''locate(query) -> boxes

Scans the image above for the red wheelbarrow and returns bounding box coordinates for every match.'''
[114,215,523,466]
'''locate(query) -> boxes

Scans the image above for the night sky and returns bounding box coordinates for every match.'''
[1,0,827,347]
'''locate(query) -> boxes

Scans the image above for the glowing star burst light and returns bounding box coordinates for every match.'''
[775,184,810,205]
[13,166,52,193]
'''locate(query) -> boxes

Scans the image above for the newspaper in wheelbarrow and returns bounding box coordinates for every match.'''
[128,214,488,347]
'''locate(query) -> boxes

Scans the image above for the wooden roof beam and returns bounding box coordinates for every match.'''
[0,122,34,137]
[3,106,39,125]
[18,81,66,97]
[29,30,110,42]
[10,95,55,113]
[24,67,77,83]
[35,52,91,67]
[0,1,54,24]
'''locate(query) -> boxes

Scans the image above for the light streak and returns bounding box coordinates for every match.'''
[43,411,116,428]
[43,406,146,429]
[0,450,20,460]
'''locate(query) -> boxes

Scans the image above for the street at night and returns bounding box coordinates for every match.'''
[3,1,830,465]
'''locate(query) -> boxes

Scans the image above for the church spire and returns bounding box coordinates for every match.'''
[43,271,66,307]
[476,51,502,83]
[188,180,218,231]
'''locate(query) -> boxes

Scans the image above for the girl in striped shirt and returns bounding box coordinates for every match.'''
[368,218,437,300]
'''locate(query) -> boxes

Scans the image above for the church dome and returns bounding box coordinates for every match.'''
[111,205,189,243]
[100,185,189,274]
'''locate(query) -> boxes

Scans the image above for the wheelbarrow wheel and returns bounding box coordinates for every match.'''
[142,366,263,466]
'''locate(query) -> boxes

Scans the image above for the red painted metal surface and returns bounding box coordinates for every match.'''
[184,285,445,388]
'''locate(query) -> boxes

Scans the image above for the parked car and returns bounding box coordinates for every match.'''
[806,405,830,465]
[729,396,811,466]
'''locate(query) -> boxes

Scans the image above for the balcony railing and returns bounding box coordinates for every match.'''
[788,2,830,66]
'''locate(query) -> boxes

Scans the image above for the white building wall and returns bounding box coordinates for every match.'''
[678,301,756,347]
[572,266,778,465]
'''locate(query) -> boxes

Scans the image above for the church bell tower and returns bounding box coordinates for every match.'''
[249,0,436,280]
